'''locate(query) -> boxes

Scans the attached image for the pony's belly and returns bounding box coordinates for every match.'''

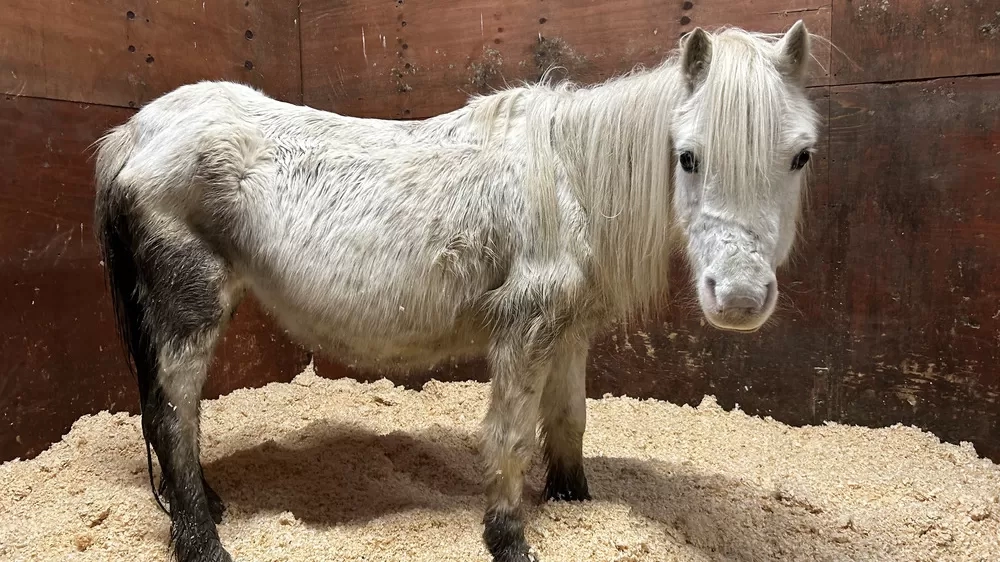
[229,149,506,372]
[273,301,491,372]
[309,330,489,372]
[244,267,493,373]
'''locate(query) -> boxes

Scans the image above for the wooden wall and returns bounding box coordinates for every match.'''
[2,0,998,464]
[0,0,310,462]
[300,0,1000,462]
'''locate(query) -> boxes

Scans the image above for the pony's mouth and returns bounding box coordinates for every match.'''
[718,324,761,334]
[703,316,764,333]
[696,274,778,334]
[698,293,773,334]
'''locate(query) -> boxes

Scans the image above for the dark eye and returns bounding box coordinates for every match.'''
[790,149,811,171]
[679,151,699,173]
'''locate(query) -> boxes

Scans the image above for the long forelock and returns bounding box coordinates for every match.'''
[695,31,790,208]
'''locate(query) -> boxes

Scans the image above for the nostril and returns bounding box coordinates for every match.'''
[765,281,776,303]
[704,277,719,311]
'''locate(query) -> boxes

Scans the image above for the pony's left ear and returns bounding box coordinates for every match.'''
[681,27,712,90]
[776,20,811,85]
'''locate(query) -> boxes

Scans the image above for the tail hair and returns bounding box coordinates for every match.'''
[92,124,170,515]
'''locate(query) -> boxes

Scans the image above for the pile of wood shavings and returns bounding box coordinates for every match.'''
[2,368,999,561]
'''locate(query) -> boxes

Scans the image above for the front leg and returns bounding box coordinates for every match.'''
[480,337,549,562]
[540,338,591,502]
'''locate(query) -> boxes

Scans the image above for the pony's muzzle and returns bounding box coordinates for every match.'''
[701,274,777,331]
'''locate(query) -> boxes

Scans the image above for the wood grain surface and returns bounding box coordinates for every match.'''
[831,0,1000,84]
[300,0,830,117]
[0,0,301,108]
[4,0,999,465]
[0,96,307,462]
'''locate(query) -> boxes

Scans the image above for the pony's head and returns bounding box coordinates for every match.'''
[670,20,819,332]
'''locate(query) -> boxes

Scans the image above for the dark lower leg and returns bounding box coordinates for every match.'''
[483,508,534,562]
[159,470,226,524]
[202,475,225,524]
[146,347,231,562]
[541,341,590,502]
[131,233,234,561]
[543,457,590,502]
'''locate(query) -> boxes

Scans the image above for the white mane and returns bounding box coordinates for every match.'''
[447,27,818,320]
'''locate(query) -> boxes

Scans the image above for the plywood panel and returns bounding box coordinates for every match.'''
[605,0,833,86]
[0,0,301,108]
[0,96,308,462]
[825,76,1000,458]
[832,0,1000,84]
[522,0,682,85]
[301,0,538,118]
[301,0,828,117]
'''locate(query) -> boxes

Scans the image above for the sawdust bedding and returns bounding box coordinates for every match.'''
[2,367,999,561]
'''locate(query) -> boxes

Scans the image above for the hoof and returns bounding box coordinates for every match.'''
[543,463,591,502]
[493,550,541,562]
[484,510,538,562]
[177,538,233,562]
[205,482,226,524]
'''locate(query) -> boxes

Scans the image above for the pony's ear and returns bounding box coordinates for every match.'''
[681,27,712,89]
[777,20,811,85]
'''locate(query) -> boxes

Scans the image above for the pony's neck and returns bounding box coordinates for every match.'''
[546,61,687,319]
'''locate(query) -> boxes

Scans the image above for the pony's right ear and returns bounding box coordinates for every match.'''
[681,27,712,90]
[776,19,811,85]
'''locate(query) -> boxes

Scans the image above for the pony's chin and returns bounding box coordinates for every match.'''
[709,322,762,334]
[701,310,771,333]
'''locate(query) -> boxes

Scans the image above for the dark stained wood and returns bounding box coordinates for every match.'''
[825,76,1000,459]
[0,0,301,109]
[831,0,1000,84]
[643,0,832,86]
[301,0,538,118]
[311,355,491,392]
[6,0,1000,468]
[518,0,682,86]
[0,96,308,462]
[300,0,830,117]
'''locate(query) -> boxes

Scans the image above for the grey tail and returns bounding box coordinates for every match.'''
[92,126,171,516]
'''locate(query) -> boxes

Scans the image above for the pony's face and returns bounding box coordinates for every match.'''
[670,22,819,332]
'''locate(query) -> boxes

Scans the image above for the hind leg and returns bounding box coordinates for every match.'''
[203,475,226,524]
[138,236,238,562]
[158,452,226,523]
[540,338,591,502]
